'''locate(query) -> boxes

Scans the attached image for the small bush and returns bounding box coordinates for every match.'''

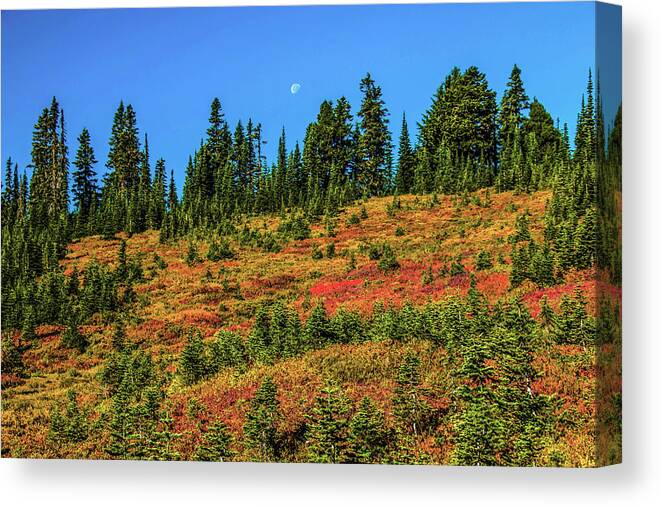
[153,252,168,270]
[395,226,406,237]
[378,244,400,272]
[386,196,401,217]
[207,238,235,261]
[277,215,311,241]
[61,324,88,353]
[221,279,243,300]
[347,252,357,272]
[209,331,247,372]
[202,268,214,282]
[324,216,337,238]
[450,256,465,276]
[346,213,361,226]
[475,250,493,271]
[312,245,323,260]
[186,241,200,266]
[1,336,24,375]
[259,232,281,253]
[421,266,434,285]
[368,243,382,261]
[325,242,336,259]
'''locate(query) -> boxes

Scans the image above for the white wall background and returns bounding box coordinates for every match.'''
[1,1,658,506]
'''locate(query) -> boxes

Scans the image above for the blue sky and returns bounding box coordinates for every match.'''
[1,2,620,192]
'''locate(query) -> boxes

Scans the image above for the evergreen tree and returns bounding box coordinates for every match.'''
[28,97,69,246]
[148,158,167,229]
[419,67,498,188]
[106,375,138,459]
[303,302,334,349]
[275,127,288,207]
[209,330,246,372]
[347,396,389,463]
[194,419,235,462]
[145,410,181,461]
[112,320,127,352]
[521,99,563,185]
[451,395,506,466]
[356,73,392,197]
[1,335,24,376]
[167,170,178,211]
[71,128,99,230]
[178,331,207,385]
[306,381,351,463]
[243,376,280,461]
[395,113,415,194]
[136,133,152,232]
[247,304,274,364]
[103,102,142,232]
[2,157,15,218]
[392,352,432,437]
[49,390,89,443]
[116,239,129,282]
[61,320,88,353]
[21,306,38,342]
[498,64,530,190]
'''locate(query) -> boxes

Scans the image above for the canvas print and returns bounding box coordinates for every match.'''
[1,2,621,466]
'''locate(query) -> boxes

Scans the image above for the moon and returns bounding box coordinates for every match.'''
[290,83,301,94]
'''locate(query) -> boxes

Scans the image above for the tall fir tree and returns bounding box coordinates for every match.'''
[71,128,99,230]
[356,73,392,197]
[395,113,415,194]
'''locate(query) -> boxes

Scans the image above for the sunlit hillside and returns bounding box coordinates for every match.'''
[1,189,621,466]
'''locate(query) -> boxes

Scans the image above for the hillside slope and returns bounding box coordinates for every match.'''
[1,190,621,465]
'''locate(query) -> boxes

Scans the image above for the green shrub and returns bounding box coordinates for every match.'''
[475,250,493,271]
[347,252,357,272]
[207,238,235,261]
[325,242,336,259]
[386,197,401,218]
[186,241,200,266]
[450,256,465,276]
[312,245,323,260]
[346,213,361,226]
[153,252,168,270]
[324,216,337,238]
[421,266,434,285]
[368,243,382,261]
[209,331,247,372]
[61,323,88,353]
[259,232,281,253]
[1,336,24,375]
[378,244,400,272]
[277,215,311,240]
